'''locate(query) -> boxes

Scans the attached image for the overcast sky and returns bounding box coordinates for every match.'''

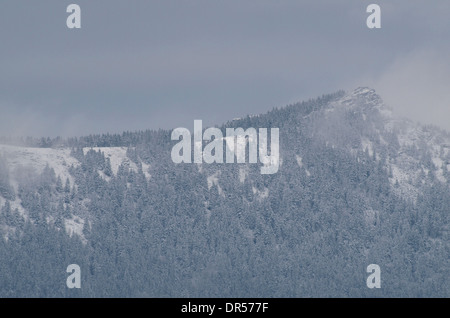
[1,0,449,137]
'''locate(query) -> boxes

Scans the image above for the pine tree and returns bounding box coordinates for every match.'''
[64,178,71,193]
[104,157,113,177]
[56,176,63,193]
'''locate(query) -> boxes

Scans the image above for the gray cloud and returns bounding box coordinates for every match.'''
[370,49,450,131]
[0,1,449,136]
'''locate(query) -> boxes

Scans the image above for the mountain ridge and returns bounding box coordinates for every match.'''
[0,87,448,297]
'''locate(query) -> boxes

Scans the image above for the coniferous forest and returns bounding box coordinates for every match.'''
[0,89,448,297]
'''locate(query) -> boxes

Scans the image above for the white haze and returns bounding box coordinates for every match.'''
[370,49,450,131]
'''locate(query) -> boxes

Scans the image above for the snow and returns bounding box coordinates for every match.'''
[0,144,80,187]
[329,88,450,201]
[392,121,450,191]
[305,169,311,177]
[223,134,256,157]
[65,215,87,244]
[0,196,27,219]
[82,147,151,180]
[296,155,311,176]
[0,145,151,190]
[361,138,374,157]
[207,172,224,196]
[252,186,269,200]
[1,224,15,242]
[83,147,132,175]
[390,164,409,185]
[242,228,255,240]
[296,155,303,167]
[388,155,421,202]
[239,166,248,183]
[432,157,446,183]
[0,145,151,185]
[364,209,379,226]
[397,124,421,147]
[141,161,152,180]
[0,144,151,243]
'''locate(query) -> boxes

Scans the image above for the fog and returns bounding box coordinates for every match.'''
[0,1,449,137]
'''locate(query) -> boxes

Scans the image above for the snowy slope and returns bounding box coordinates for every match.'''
[82,147,151,179]
[0,144,152,242]
[0,144,80,188]
[318,87,450,201]
[0,145,152,191]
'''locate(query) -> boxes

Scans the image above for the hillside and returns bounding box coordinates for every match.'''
[0,87,448,297]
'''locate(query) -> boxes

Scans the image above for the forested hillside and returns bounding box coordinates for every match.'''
[0,88,448,297]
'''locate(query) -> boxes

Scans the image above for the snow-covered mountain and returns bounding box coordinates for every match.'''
[0,87,448,297]
[1,87,449,243]
[309,87,450,201]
